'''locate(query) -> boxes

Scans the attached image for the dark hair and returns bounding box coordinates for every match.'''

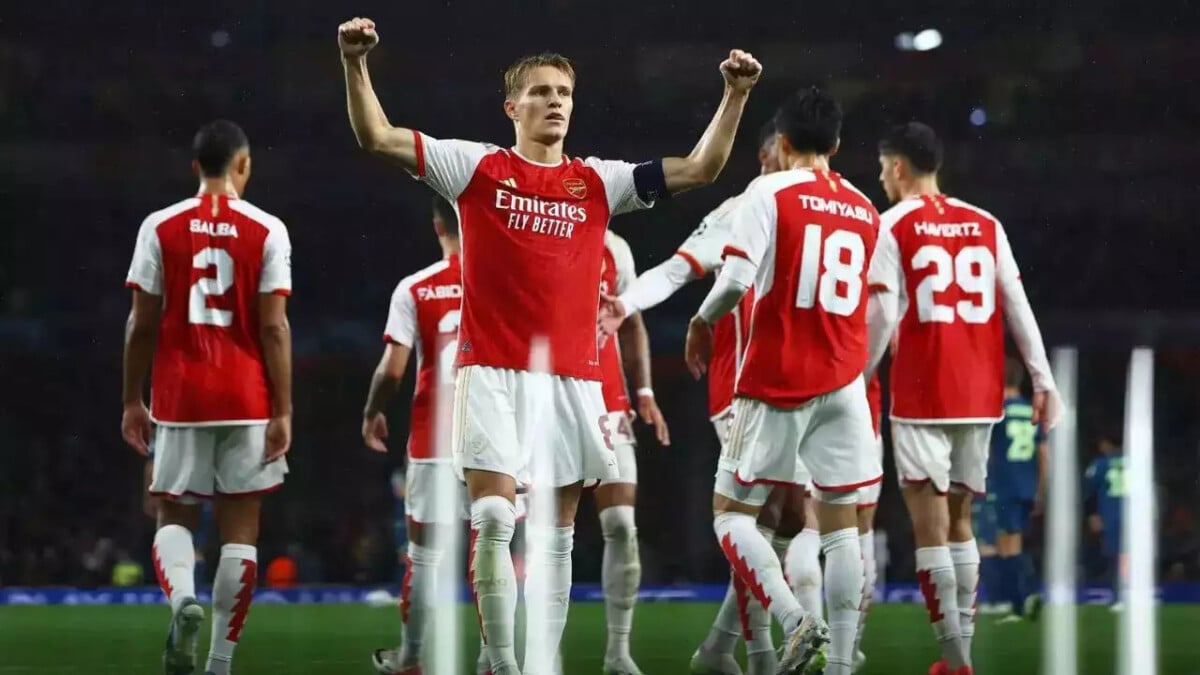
[878,121,943,174]
[1004,356,1026,389]
[193,120,249,177]
[773,87,842,155]
[757,118,777,149]
[432,196,459,237]
[504,53,575,98]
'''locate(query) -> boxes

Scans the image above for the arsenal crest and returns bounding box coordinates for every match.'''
[563,177,587,199]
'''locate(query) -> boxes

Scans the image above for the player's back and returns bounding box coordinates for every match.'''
[988,395,1043,501]
[731,169,879,407]
[1086,454,1126,516]
[127,194,291,424]
[387,255,463,460]
[879,194,1009,422]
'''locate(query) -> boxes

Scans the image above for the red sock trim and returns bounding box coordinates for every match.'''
[225,559,257,642]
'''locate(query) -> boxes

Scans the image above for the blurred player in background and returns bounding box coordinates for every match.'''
[989,357,1048,624]
[1085,431,1126,611]
[865,122,1058,675]
[121,120,293,675]
[686,87,883,675]
[971,493,1005,614]
[593,229,668,675]
[339,17,759,675]
[599,122,810,675]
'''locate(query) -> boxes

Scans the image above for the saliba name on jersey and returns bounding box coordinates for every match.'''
[495,188,589,240]
[189,219,239,238]
[913,221,983,237]
[416,284,462,301]
[797,195,875,225]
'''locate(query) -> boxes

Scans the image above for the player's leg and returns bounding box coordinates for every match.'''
[851,501,878,673]
[784,484,824,624]
[593,413,643,675]
[894,422,968,672]
[946,425,991,663]
[521,481,584,674]
[455,366,523,675]
[150,426,210,675]
[994,499,1032,622]
[974,498,1005,615]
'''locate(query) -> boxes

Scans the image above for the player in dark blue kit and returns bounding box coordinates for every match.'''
[988,358,1047,623]
[1084,431,1125,611]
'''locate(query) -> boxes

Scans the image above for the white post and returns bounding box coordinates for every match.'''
[1042,347,1079,675]
[1119,348,1156,675]
[429,335,462,675]
[524,337,558,674]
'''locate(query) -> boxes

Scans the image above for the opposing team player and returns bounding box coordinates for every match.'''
[121,120,292,675]
[989,356,1047,623]
[1084,430,1125,611]
[338,18,760,674]
[594,229,668,675]
[865,122,1059,675]
[685,87,883,675]
[598,122,816,675]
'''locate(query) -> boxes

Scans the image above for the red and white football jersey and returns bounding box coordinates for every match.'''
[599,231,636,414]
[868,194,1018,423]
[725,169,880,408]
[125,194,291,425]
[384,254,463,461]
[412,133,653,381]
[675,195,753,418]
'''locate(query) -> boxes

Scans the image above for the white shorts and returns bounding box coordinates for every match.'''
[406,461,467,524]
[598,411,637,486]
[857,434,884,508]
[150,424,287,503]
[452,365,618,488]
[720,377,882,505]
[892,422,992,495]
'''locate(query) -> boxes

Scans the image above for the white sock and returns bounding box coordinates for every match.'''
[599,506,640,663]
[744,526,780,659]
[916,546,967,670]
[523,525,574,675]
[822,528,863,675]
[470,496,519,674]
[701,580,743,655]
[949,540,980,666]
[786,528,824,619]
[854,531,876,656]
[153,524,196,615]
[398,542,443,666]
[205,544,257,675]
[713,512,806,634]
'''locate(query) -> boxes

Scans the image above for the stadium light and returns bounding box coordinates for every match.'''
[913,29,943,51]
[1043,347,1079,675]
[969,108,988,127]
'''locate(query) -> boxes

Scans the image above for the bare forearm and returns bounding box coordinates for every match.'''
[667,88,749,193]
[363,369,403,417]
[619,314,653,390]
[261,323,293,416]
[122,317,157,405]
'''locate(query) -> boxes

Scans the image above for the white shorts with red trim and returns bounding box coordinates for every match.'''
[892,421,992,496]
[857,434,884,507]
[406,460,468,524]
[150,424,287,503]
[452,365,618,488]
[723,377,882,504]
[598,411,638,485]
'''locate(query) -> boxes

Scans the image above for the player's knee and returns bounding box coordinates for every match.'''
[471,495,516,544]
[599,505,637,542]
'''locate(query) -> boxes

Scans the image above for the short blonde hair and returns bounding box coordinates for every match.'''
[504,53,575,98]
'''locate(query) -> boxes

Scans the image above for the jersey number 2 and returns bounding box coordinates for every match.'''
[189,247,234,327]
[794,225,866,316]
[437,310,462,384]
[912,246,996,324]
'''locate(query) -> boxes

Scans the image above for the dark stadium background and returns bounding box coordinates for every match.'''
[2,0,1198,590]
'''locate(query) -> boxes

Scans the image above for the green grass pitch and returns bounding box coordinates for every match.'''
[0,602,1193,673]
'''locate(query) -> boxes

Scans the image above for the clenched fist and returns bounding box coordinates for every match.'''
[720,49,762,93]
[338,17,379,58]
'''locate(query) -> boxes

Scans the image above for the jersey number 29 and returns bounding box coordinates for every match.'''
[794,225,866,316]
[912,245,995,324]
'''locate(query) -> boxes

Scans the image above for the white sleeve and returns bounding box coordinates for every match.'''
[697,257,754,324]
[258,223,292,295]
[997,225,1056,394]
[383,280,418,347]
[619,255,698,315]
[414,132,490,202]
[677,199,737,274]
[867,226,903,294]
[865,227,903,375]
[584,157,654,216]
[724,185,775,271]
[125,216,163,295]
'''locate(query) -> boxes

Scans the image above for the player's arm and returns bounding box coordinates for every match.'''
[865,228,902,378]
[661,50,761,194]
[364,281,419,452]
[121,290,161,456]
[259,294,292,462]
[338,18,418,170]
[995,225,1059,428]
[618,312,670,445]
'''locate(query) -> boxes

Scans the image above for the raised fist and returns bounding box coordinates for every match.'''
[338,17,379,58]
[720,49,762,93]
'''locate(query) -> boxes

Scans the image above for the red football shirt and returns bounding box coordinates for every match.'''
[724,169,880,408]
[125,194,291,425]
[867,373,882,436]
[598,232,636,414]
[384,254,463,460]
[412,133,653,381]
[868,194,1018,422]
